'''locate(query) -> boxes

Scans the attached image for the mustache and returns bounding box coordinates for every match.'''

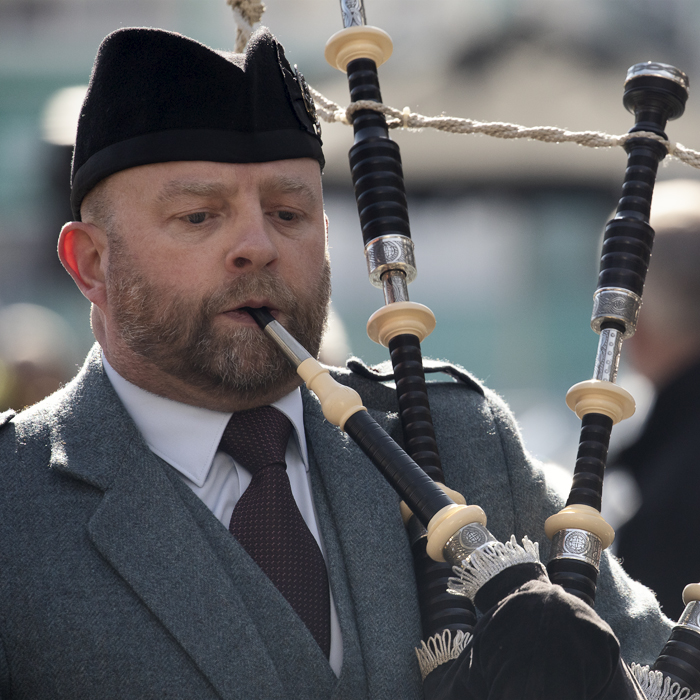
[201,272,297,318]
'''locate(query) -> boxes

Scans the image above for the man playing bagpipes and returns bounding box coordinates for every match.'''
[0,20,674,700]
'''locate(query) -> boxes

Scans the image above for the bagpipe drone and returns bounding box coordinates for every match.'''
[229,0,700,697]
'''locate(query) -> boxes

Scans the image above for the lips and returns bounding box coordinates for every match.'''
[220,302,279,326]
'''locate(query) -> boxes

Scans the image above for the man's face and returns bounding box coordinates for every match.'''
[99,158,330,406]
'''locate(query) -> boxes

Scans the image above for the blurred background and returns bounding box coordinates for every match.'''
[1,0,699,493]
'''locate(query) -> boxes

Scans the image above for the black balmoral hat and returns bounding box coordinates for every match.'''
[70,26,323,219]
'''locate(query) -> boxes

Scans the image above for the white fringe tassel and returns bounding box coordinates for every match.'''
[630,664,700,700]
[415,628,473,681]
[447,535,541,601]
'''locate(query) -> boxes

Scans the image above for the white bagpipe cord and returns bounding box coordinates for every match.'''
[308,87,700,171]
[227,0,267,52]
[223,1,700,171]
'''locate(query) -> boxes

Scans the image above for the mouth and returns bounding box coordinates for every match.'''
[220,302,279,327]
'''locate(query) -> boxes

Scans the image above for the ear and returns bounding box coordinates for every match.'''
[58,221,108,309]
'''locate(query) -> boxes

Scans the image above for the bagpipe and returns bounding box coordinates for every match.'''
[231,0,700,697]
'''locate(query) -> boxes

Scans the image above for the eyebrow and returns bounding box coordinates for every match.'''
[259,175,321,207]
[155,174,321,207]
[156,180,232,203]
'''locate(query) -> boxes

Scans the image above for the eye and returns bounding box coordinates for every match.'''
[185,212,208,224]
[276,211,296,222]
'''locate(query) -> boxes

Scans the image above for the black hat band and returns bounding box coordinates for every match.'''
[71,127,324,218]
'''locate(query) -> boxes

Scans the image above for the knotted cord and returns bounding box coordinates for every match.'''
[228,0,267,52]
[308,86,700,170]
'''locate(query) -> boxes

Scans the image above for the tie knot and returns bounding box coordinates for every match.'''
[219,406,292,474]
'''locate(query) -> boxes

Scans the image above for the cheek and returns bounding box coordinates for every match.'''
[136,243,215,292]
[280,231,326,275]
[291,244,327,290]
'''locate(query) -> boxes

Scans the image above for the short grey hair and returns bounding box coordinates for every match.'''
[79,178,117,237]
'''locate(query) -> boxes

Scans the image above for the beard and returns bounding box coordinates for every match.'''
[106,238,331,403]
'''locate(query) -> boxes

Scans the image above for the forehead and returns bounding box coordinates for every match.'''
[105,158,323,207]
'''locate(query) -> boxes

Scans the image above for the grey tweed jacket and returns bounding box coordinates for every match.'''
[0,347,671,699]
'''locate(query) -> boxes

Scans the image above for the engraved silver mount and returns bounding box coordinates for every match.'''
[365,234,417,288]
[593,327,624,383]
[550,529,603,571]
[443,522,497,567]
[340,0,367,28]
[382,270,410,304]
[591,287,642,338]
[626,62,690,90]
[678,601,700,633]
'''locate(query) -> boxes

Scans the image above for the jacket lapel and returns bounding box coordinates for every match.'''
[302,385,425,700]
[92,448,300,699]
[49,349,288,700]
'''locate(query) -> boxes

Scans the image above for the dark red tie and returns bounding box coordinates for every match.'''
[220,406,331,657]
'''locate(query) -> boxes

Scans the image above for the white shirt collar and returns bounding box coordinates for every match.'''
[102,353,308,487]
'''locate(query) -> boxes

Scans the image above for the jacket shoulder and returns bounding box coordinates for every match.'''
[344,356,484,393]
[0,347,104,473]
[330,356,486,413]
[0,396,58,476]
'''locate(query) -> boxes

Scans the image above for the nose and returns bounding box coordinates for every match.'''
[224,207,279,274]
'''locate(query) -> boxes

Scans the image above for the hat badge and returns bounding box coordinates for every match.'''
[294,65,321,139]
